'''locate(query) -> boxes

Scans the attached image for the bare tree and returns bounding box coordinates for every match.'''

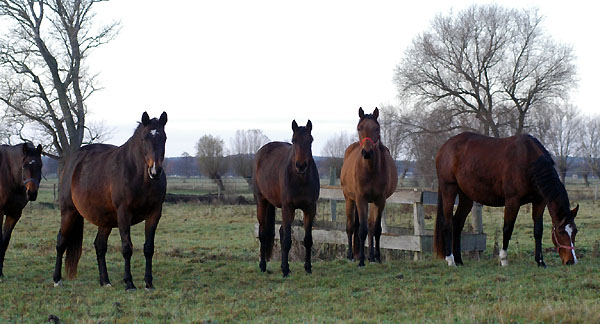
[196,134,228,192]
[229,129,269,185]
[579,115,600,179]
[321,131,355,178]
[0,0,119,168]
[541,103,581,183]
[394,4,576,137]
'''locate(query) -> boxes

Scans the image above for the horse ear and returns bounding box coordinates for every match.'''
[571,204,579,218]
[358,107,364,119]
[292,120,299,132]
[36,144,43,154]
[159,111,168,126]
[306,120,312,132]
[22,143,29,155]
[141,112,150,126]
[373,107,379,119]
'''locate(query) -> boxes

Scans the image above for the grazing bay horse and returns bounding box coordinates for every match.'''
[0,143,43,277]
[341,108,398,266]
[53,112,167,290]
[253,120,319,277]
[434,132,578,267]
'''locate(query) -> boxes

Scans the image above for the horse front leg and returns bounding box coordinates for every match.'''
[356,200,369,267]
[500,199,520,267]
[532,201,546,268]
[94,227,113,287]
[280,205,294,278]
[302,204,316,274]
[370,201,386,263]
[144,209,162,290]
[117,208,135,291]
[0,213,21,278]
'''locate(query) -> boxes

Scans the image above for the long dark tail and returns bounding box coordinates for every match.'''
[264,204,276,260]
[433,189,446,259]
[65,215,84,279]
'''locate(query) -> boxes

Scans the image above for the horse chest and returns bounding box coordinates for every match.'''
[1,191,27,214]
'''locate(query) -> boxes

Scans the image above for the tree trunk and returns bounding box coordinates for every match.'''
[582,173,590,187]
[212,173,226,193]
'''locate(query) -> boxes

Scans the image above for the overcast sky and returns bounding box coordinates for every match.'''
[86,0,600,157]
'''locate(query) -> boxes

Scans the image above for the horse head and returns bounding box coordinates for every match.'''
[140,111,168,180]
[551,204,578,265]
[357,107,380,159]
[21,143,43,201]
[291,119,313,174]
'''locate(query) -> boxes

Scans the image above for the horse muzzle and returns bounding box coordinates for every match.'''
[361,149,372,159]
[295,161,308,174]
[24,178,39,201]
[148,163,163,180]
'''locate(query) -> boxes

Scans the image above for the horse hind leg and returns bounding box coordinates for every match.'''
[499,199,520,267]
[452,192,473,266]
[436,183,458,266]
[94,227,113,287]
[53,206,84,286]
[344,199,356,260]
[257,199,275,273]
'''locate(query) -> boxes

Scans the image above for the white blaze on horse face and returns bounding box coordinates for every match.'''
[565,224,578,264]
[445,253,456,266]
[150,129,159,136]
[151,161,157,175]
[28,160,35,165]
[499,249,509,267]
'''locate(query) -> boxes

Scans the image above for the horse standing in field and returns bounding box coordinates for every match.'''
[0,143,43,278]
[53,112,167,290]
[434,132,578,267]
[341,108,397,266]
[253,120,319,277]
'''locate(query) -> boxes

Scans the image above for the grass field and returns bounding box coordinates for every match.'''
[0,179,599,323]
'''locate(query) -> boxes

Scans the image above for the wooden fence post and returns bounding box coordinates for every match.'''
[329,167,337,222]
[412,200,425,261]
[471,202,483,234]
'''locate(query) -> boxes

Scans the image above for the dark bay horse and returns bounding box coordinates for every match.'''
[434,132,578,267]
[341,108,398,266]
[53,112,167,290]
[0,143,43,277]
[253,120,320,277]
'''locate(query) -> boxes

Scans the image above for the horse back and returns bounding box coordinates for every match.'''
[437,132,545,206]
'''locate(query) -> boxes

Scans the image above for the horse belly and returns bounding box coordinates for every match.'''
[457,178,505,207]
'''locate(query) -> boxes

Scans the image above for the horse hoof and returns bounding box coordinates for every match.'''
[126,287,137,292]
[538,261,547,268]
[358,261,365,267]
[53,280,63,287]
[445,254,456,267]
[304,266,312,274]
[103,283,112,288]
[500,259,509,267]
[145,287,155,291]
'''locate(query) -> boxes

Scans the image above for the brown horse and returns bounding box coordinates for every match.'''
[0,143,43,277]
[53,112,167,290]
[253,120,319,277]
[341,108,398,266]
[434,132,578,267]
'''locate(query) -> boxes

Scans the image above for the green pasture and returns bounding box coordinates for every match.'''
[0,178,599,323]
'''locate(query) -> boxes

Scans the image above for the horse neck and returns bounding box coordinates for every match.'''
[546,194,570,226]
[0,146,23,187]
[118,129,145,174]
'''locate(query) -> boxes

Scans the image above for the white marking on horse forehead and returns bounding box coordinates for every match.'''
[150,129,159,136]
[28,160,36,165]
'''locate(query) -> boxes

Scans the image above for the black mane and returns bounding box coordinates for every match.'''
[528,136,571,221]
